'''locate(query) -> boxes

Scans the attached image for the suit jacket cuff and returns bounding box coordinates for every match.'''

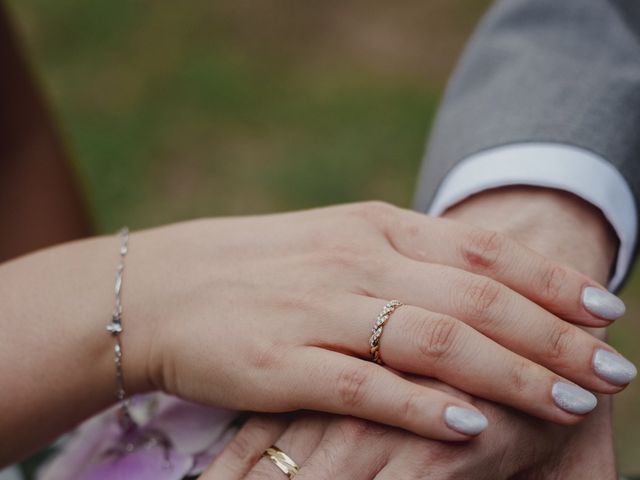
[427,143,637,291]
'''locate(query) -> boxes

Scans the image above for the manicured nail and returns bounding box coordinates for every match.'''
[593,349,637,386]
[444,406,488,435]
[582,287,625,320]
[552,382,597,414]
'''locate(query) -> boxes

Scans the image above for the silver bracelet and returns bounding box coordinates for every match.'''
[106,227,135,432]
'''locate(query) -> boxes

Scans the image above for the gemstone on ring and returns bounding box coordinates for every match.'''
[369,300,403,365]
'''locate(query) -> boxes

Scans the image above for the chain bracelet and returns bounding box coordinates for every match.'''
[106,227,135,432]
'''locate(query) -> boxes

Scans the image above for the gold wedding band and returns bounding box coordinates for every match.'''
[263,446,300,478]
[369,300,403,365]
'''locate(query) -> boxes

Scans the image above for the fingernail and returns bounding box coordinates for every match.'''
[582,287,625,320]
[444,406,488,435]
[552,382,597,414]
[593,349,637,386]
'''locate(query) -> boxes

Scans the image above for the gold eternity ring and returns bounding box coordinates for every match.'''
[369,300,404,365]
[263,446,300,478]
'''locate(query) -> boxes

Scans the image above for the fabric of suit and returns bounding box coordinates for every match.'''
[414,0,640,213]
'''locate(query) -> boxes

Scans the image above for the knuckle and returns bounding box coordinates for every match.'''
[460,228,505,271]
[410,444,458,475]
[399,390,423,423]
[461,277,502,319]
[539,265,567,303]
[336,365,372,408]
[509,360,533,394]
[546,322,575,362]
[336,417,386,442]
[349,201,397,222]
[414,314,460,362]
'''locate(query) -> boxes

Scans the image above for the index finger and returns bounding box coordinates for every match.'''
[383,211,625,326]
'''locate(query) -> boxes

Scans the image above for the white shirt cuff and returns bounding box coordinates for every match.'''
[428,143,637,291]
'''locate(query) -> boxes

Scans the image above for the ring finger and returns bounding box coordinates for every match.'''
[202,415,289,479]
[376,256,636,392]
[246,415,328,479]
[321,295,598,424]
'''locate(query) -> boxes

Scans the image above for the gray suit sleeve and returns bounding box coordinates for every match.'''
[414,0,640,213]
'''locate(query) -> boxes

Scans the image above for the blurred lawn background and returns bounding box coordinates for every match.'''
[7,0,638,474]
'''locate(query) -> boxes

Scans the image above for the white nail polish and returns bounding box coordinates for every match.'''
[593,349,637,385]
[551,382,597,415]
[444,406,488,435]
[582,287,625,320]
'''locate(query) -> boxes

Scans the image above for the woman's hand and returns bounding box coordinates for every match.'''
[125,201,634,439]
[1,197,631,463]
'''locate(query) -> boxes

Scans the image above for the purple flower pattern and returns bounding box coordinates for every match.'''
[38,393,238,480]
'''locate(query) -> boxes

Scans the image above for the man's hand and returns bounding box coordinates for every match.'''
[439,186,618,478]
[203,186,621,479]
[203,381,613,479]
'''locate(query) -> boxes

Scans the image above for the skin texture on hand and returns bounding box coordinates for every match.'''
[132,203,629,428]
[0,196,628,468]
[444,186,619,478]
[204,187,621,479]
[441,186,618,478]
[443,186,617,294]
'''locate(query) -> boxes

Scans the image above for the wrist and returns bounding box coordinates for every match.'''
[121,227,169,395]
[123,218,225,396]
